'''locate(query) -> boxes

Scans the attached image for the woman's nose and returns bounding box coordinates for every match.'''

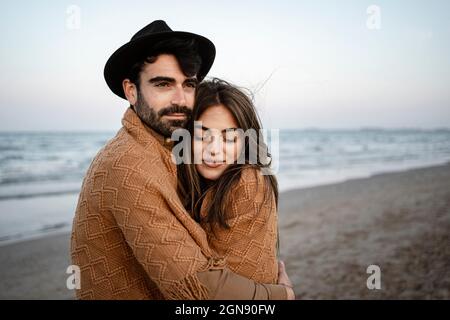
[206,136,223,159]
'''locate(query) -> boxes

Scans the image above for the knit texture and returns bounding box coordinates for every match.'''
[71,107,224,300]
[200,167,279,284]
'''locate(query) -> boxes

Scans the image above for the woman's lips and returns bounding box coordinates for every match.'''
[203,160,224,168]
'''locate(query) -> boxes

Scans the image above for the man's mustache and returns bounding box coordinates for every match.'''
[158,105,192,117]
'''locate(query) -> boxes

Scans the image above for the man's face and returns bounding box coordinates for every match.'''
[133,54,197,137]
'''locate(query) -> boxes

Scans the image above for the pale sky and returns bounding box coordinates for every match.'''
[1,0,449,131]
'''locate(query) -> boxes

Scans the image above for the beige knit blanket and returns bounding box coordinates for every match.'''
[200,167,279,284]
[71,107,278,299]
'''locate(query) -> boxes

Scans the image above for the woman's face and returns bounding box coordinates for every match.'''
[194,104,243,181]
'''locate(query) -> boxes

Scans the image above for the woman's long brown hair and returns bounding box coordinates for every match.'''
[177,78,278,232]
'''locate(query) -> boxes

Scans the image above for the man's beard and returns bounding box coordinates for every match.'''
[134,89,192,137]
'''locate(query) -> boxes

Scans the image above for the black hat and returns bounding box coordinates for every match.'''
[104,20,215,99]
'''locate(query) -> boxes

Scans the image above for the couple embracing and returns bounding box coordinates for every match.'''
[71,20,295,300]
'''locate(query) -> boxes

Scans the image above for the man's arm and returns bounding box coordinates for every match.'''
[108,171,289,300]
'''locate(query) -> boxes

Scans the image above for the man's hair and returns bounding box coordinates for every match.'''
[127,37,202,88]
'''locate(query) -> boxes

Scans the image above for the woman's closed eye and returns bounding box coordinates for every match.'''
[194,130,238,143]
[194,134,213,142]
[224,130,238,143]
[224,135,237,143]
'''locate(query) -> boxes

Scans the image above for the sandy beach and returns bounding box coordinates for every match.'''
[1,163,449,299]
[279,163,450,299]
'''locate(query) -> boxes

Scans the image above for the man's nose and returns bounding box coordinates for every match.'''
[171,86,187,106]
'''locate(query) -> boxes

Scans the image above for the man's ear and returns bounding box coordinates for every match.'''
[122,79,137,105]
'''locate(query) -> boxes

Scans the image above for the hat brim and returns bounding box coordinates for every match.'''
[104,31,215,99]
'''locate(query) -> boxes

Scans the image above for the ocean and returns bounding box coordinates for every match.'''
[1,129,450,245]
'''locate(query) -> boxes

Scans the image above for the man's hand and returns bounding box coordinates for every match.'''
[277,260,295,300]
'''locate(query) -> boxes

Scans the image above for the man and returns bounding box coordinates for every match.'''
[71,20,294,299]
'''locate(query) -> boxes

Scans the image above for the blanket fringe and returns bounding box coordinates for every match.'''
[165,273,210,300]
[165,257,227,300]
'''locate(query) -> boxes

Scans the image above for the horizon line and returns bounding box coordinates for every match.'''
[1,127,450,134]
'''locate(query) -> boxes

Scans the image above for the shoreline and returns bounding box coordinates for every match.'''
[0,163,449,299]
[0,193,78,247]
[277,159,450,192]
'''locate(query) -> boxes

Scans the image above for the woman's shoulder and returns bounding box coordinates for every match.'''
[238,165,265,185]
[232,166,271,202]
[227,166,276,220]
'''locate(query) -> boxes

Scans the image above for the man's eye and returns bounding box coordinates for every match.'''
[155,82,169,87]
[185,82,197,88]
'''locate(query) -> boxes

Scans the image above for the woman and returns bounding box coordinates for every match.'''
[177,78,281,285]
